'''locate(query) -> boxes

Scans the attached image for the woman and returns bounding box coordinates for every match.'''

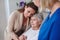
[4,2,38,40]
[19,13,43,40]
[38,0,60,40]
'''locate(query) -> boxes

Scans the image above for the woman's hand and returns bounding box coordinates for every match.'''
[19,35,27,40]
[11,33,19,40]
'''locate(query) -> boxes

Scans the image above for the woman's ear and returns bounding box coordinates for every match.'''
[39,19,42,25]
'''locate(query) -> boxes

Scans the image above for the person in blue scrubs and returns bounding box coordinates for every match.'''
[38,0,60,40]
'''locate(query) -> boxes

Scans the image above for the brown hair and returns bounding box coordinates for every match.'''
[18,2,38,13]
[18,2,26,13]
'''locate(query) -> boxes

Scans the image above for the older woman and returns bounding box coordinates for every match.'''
[38,0,60,40]
[4,2,38,40]
[19,13,43,40]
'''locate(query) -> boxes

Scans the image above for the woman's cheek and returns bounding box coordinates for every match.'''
[34,21,37,25]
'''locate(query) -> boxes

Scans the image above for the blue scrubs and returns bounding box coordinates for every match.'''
[38,8,60,40]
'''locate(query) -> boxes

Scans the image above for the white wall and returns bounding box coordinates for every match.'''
[0,0,7,40]
[9,0,31,14]
[25,0,32,3]
[9,0,20,13]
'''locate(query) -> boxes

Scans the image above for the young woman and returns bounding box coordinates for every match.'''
[38,0,60,40]
[4,2,38,40]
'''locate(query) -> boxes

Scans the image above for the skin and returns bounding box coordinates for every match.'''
[33,0,40,7]
[19,35,27,40]
[24,6,35,18]
[30,16,42,30]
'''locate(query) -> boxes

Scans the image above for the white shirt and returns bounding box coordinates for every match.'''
[23,28,39,40]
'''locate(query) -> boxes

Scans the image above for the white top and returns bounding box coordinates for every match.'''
[23,28,39,40]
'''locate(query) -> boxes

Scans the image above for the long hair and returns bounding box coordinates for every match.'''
[40,0,59,12]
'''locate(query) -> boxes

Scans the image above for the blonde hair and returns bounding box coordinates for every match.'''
[40,0,59,12]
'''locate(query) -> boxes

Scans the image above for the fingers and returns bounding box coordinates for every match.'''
[19,35,27,40]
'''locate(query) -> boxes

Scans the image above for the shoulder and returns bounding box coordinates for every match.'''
[10,10,23,17]
[11,10,20,16]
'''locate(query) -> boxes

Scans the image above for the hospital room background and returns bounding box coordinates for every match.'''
[0,0,48,40]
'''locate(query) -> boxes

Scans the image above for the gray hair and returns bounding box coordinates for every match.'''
[32,13,44,20]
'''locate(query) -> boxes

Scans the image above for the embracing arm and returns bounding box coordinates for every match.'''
[4,11,19,40]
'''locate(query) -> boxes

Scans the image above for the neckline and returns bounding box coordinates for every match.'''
[49,7,60,18]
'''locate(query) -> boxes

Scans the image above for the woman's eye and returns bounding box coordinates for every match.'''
[33,19,36,21]
[28,11,30,13]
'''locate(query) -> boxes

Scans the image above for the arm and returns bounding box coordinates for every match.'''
[4,11,19,40]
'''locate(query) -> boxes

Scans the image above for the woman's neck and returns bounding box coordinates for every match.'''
[50,2,60,17]
[49,3,56,17]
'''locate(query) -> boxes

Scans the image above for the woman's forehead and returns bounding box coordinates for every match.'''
[27,7,35,13]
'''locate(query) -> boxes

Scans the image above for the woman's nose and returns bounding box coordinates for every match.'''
[31,20,33,23]
[27,13,31,17]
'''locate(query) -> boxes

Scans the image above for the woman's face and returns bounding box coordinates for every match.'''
[24,6,35,18]
[30,16,42,28]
